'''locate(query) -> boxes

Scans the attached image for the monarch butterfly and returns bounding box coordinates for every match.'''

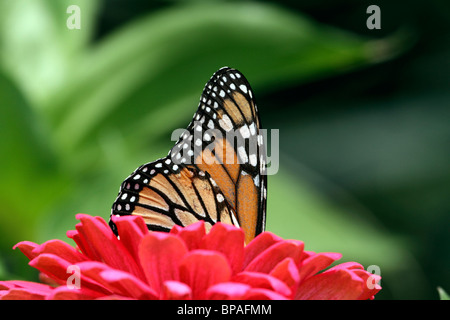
[110,67,267,244]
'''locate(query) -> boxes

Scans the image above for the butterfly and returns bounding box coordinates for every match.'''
[109,67,267,244]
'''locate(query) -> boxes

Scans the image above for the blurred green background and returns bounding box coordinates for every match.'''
[0,0,449,300]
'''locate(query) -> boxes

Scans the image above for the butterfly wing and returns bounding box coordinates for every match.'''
[110,159,239,235]
[169,67,267,243]
[110,67,266,243]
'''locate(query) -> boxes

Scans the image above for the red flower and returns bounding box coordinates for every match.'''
[0,214,381,300]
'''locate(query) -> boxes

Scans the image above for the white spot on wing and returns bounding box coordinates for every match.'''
[257,134,263,146]
[249,153,257,167]
[254,175,260,187]
[239,84,247,93]
[240,125,250,139]
[249,123,256,136]
[219,114,233,132]
[238,146,248,163]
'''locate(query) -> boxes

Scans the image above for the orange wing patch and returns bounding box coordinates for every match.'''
[167,168,207,218]
[138,186,170,211]
[194,138,240,211]
[174,208,212,230]
[236,173,259,244]
[134,207,175,230]
[149,174,183,206]
[223,98,245,126]
[232,92,255,125]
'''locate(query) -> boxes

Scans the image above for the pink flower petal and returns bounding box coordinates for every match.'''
[29,255,111,295]
[112,215,148,263]
[323,261,382,299]
[161,280,192,300]
[1,288,46,300]
[352,269,382,300]
[12,241,39,261]
[0,280,54,300]
[170,221,206,250]
[139,232,188,293]
[0,280,51,291]
[48,286,105,300]
[245,240,303,274]
[295,267,365,300]
[66,229,84,252]
[73,214,144,280]
[29,253,73,286]
[96,295,134,300]
[244,288,289,300]
[243,232,282,269]
[233,271,291,298]
[329,261,363,271]
[76,261,154,298]
[99,269,158,299]
[207,282,251,300]
[201,222,244,274]
[72,216,111,260]
[298,252,342,282]
[33,239,87,264]
[269,258,300,296]
[180,250,231,299]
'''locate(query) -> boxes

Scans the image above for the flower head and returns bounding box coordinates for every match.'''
[0,214,381,300]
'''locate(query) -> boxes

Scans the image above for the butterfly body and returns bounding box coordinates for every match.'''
[110,67,266,244]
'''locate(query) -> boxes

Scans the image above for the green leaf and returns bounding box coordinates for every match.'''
[0,0,100,107]
[266,167,418,273]
[0,71,66,243]
[47,2,407,159]
[438,287,450,300]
